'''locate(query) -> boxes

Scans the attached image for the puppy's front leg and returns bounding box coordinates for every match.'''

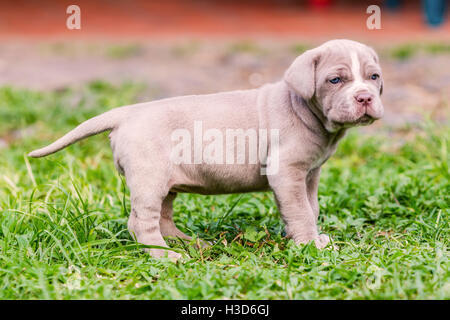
[270,168,330,249]
[306,167,321,219]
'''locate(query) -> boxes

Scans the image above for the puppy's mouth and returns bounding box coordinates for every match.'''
[355,114,375,125]
[332,114,374,128]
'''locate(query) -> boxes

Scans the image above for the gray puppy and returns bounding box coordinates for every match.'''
[29,39,384,259]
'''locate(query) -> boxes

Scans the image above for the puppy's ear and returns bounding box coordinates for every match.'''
[284,48,322,99]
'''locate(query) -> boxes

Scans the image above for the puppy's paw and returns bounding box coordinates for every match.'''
[314,234,337,250]
[293,233,335,250]
[149,249,182,261]
[313,234,330,249]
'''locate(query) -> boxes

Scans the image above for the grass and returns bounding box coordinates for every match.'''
[38,42,144,60]
[106,44,143,59]
[227,40,267,56]
[171,41,202,57]
[0,82,449,299]
[289,43,311,55]
[389,42,450,60]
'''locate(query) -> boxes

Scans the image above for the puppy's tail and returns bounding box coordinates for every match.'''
[28,107,127,158]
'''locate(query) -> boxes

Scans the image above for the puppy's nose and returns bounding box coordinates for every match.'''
[355,93,373,106]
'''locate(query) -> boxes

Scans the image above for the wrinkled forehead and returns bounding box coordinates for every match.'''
[317,43,381,75]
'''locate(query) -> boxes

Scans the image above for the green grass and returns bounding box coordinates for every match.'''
[389,42,450,60]
[227,41,267,56]
[171,41,202,57]
[0,83,448,299]
[289,43,311,55]
[106,44,143,59]
[38,42,144,60]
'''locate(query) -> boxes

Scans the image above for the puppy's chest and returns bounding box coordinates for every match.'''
[310,143,339,170]
[308,129,346,170]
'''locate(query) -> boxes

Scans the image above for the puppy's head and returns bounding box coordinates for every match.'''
[284,39,384,132]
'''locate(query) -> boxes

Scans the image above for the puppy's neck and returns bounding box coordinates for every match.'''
[289,92,346,143]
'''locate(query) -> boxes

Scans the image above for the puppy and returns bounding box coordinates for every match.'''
[29,39,384,259]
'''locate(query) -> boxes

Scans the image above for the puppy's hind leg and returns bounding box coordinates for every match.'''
[160,192,211,248]
[160,192,192,241]
[126,163,181,260]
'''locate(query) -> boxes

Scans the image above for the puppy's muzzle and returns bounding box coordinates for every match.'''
[355,92,373,107]
[354,92,382,121]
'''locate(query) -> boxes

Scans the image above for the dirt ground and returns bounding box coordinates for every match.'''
[0,40,448,129]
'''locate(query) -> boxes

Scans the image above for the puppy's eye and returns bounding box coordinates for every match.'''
[371,74,380,80]
[329,77,341,84]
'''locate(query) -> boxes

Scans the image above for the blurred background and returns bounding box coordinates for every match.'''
[0,0,449,129]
